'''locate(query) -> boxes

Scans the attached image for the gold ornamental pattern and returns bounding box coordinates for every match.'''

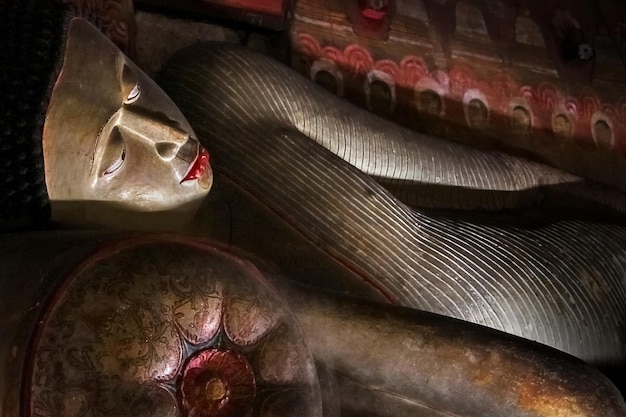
[26,239,321,417]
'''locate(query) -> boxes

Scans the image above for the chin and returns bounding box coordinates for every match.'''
[50,196,207,232]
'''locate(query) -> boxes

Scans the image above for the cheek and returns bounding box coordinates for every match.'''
[101,182,169,207]
[92,147,212,210]
[96,171,208,210]
[96,168,178,205]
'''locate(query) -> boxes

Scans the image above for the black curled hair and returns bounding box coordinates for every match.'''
[0,0,73,230]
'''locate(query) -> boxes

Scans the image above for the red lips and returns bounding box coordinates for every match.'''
[182,147,210,182]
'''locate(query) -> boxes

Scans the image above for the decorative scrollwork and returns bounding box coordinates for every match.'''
[27,239,321,417]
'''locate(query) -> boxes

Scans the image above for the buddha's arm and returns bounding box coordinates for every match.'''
[282,281,626,417]
[159,45,626,366]
[159,42,626,214]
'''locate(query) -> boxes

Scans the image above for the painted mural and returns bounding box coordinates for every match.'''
[290,0,626,190]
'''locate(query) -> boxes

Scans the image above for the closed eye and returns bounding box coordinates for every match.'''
[126,83,140,103]
[104,147,126,175]
[120,61,141,104]
[101,127,127,176]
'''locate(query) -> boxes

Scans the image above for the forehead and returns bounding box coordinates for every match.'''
[59,18,122,111]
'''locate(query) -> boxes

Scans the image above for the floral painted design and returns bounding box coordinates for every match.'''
[27,239,321,417]
[178,349,255,417]
[294,32,626,151]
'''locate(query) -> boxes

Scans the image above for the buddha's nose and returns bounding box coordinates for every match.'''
[117,108,191,160]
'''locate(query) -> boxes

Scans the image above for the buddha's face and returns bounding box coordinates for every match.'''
[43,18,212,227]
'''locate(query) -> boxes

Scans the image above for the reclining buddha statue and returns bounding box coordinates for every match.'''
[2,231,625,417]
[0,0,625,415]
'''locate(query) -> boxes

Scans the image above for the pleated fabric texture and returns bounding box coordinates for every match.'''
[159,43,626,366]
